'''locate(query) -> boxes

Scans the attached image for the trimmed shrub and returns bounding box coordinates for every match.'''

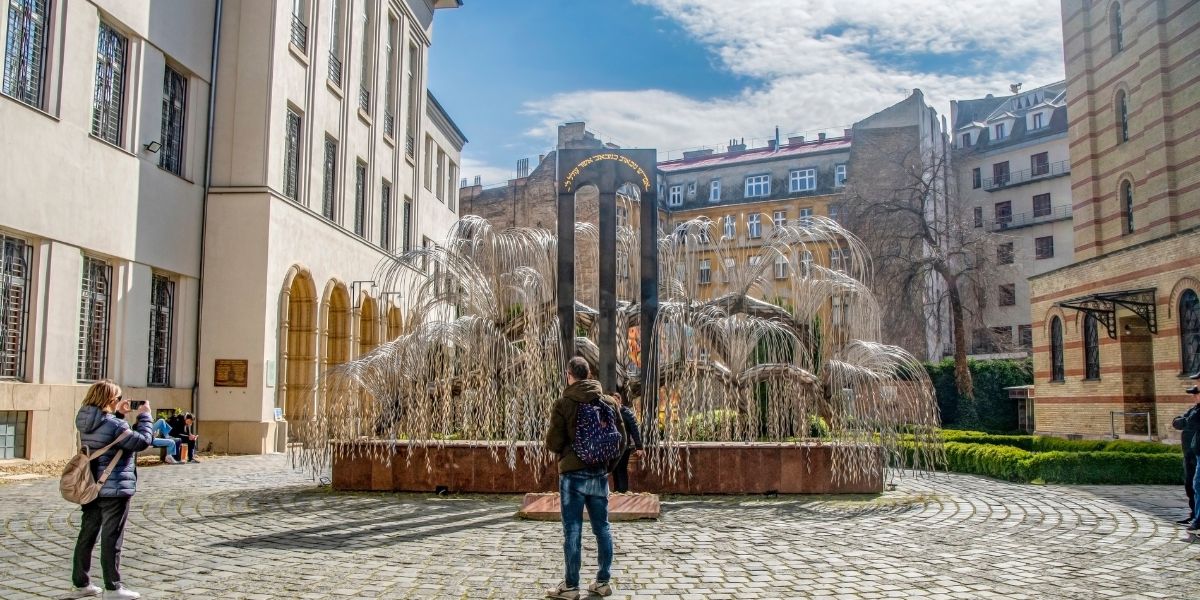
[1024,451,1182,485]
[685,410,739,441]
[926,358,1033,431]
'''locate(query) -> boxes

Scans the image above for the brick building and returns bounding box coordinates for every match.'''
[1028,0,1200,440]
[952,81,1074,356]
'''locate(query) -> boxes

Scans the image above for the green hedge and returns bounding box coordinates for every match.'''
[926,358,1032,431]
[938,429,1182,455]
[931,439,1184,485]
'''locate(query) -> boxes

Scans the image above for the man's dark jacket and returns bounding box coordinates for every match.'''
[1173,403,1200,454]
[545,379,626,473]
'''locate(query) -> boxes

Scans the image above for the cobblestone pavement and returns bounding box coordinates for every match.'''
[1,455,1198,599]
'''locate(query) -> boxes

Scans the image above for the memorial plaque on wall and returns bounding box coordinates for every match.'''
[214,359,249,387]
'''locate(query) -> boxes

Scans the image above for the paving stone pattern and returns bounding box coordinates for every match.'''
[0,455,1198,599]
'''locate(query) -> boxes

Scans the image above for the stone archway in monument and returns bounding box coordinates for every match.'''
[280,267,317,428]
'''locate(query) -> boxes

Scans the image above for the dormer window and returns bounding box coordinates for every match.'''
[961,132,971,147]
[994,123,1006,140]
[1031,112,1043,129]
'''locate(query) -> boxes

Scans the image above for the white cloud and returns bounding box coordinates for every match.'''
[523,0,1065,156]
[460,155,520,188]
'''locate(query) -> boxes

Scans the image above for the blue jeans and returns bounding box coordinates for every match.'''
[151,437,177,457]
[559,466,612,588]
[1192,463,1200,525]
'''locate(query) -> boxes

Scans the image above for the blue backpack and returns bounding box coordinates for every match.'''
[572,397,624,466]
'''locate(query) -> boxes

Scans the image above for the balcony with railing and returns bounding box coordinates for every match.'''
[290,15,308,53]
[328,53,342,86]
[984,203,1073,232]
[982,159,1070,191]
[359,87,371,113]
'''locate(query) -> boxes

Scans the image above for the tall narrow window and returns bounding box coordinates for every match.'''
[353,161,367,237]
[973,206,983,228]
[402,196,413,251]
[322,137,338,221]
[1084,314,1100,380]
[160,66,187,175]
[405,42,419,157]
[284,110,302,200]
[380,182,392,250]
[1117,90,1129,143]
[774,256,788,279]
[834,164,847,187]
[1030,152,1049,176]
[1110,2,1123,54]
[0,236,32,380]
[961,133,971,147]
[328,0,344,85]
[799,207,812,225]
[995,201,1012,225]
[994,123,1005,140]
[91,23,126,145]
[998,283,1016,306]
[436,149,446,201]
[1180,290,1200,376]
[357,0,373,113]
[383,14,398,137]
[423,136,433,190]
[290,0,308,52]
[1050,317,1064,381]
[698,259,711,284]
[747,214,761,239]
[1033,193,1052,217]
[447,161,457,212]
[992,161,1010,186]
[800,250,813,278]
[1121,180,1134,234]
[722,258,734,283]
[2,0,50,108]
[709,179,720,202]
[997,242,1014,265]
[147,274,174,387]
[77,257,111,381]
[1031,112,1044,129]
[723,215,735,239]
[668,185,682,206]
[972,167,981,189]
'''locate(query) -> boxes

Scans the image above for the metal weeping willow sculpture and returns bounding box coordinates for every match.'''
[289,203,944,484]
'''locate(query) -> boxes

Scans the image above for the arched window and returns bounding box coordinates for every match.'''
[1084,314,1100,380]
[1181,290,1200,375]
[1110,2,1123,54]
[1116,90,1129,143]
[1050,317,1064,382]
[1121,180,1134,234]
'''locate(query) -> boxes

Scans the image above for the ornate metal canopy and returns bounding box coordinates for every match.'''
[1056,288,1157,339]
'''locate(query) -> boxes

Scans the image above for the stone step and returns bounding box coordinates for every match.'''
[517,492,660,521]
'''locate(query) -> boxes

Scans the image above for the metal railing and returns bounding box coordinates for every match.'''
[328,53,342,86]
[358,87,370,112]
[405,134,415,157]
[984,203,1072,232]
[383,112,395,138]
[290,15,308,53]
[982,159,1070,190]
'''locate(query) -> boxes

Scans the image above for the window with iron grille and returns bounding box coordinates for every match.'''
[328,0,344,85]
[1084,314,1100,379]
[405,42,418,157]
[997,242,1013,265]
[290,0,308,52]
[1035,235,1054,259]
[1117,90,1129,143]
[159,66,187,175]
[284,110,301,200]
[698,259,711,284]
[0,411,28,459]
[77,256,111,381]
[1033,193,1051,217]
[322,137,337,221]
[380,182,392,250]
[383,14,397,137]
[998,283,1015,307]
[147,274,173,387]
[91,22,126,145]
[402,197,413,251]
[1122,180,1134,234]
[1,236,32,380]
[1050,317,1064,381]
[1180,290,1200,376]
[357,0,373,113]
[354,161,367,237]
[2,0,50,108]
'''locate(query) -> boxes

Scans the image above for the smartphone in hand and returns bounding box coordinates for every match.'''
[129,400,147,410]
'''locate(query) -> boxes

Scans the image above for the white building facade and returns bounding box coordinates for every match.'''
[951,82,1074,356]
[0,0,464,461]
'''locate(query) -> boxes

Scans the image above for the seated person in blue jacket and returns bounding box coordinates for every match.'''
[150,417,180,464]
[168,413,200,462]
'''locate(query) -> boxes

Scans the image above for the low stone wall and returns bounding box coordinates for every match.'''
[332,441,883,494]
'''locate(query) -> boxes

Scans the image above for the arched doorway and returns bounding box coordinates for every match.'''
[324,283,352,368]
[280,268,317,425]
[387,304,403,341]
[359,295,379,356]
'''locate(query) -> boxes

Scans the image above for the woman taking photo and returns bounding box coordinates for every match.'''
[69,380,153,600]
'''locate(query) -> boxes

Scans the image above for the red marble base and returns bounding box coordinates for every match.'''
[331,441,884,495]
[518,492,661,521]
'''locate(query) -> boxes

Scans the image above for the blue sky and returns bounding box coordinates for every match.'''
[429,0,1066,187]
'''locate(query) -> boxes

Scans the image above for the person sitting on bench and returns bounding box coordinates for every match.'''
[169,413,200,463]
[151,417,180,464]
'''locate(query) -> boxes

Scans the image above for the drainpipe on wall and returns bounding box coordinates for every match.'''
[192,0,223,421]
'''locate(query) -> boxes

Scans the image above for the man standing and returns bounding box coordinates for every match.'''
[544,357,624,599]
[1176,372,1200,527]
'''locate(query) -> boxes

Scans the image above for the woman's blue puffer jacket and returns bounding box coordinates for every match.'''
[76,405,154,498]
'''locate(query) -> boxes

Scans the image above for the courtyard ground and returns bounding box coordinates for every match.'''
[1,455,1197,599]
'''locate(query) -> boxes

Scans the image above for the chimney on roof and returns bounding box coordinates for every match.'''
[517,158,530,178]
[728,138,747,153]
[682,148,715,160]
[460,177,468,188]
[843,128,851,138]
[788,135,805,145]
[538,154,545,164]
[767,140,776,150]
[473,175,481,186]
[818,132,827,142]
